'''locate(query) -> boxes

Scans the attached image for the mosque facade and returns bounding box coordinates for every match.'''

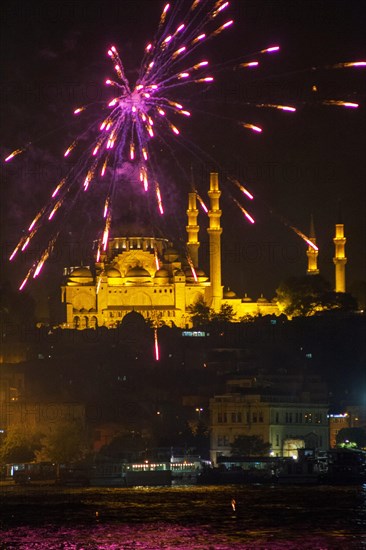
[60,173,346,329]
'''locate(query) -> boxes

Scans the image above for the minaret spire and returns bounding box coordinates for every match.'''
[333,206,347,292]
[306,214,319,275]
[207,172,222,311]
[186,191,200,268]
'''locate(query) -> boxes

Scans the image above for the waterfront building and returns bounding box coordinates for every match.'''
[209,374,329,463]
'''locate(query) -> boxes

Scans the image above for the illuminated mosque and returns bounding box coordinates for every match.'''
[60,173,347,329]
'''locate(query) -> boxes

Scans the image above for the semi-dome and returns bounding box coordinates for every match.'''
[125,266,151,282]
[155,268,169,278]
[67,266,93,285]
[71,267,92,277]
[107,267,121,278]
[195,268,208,282]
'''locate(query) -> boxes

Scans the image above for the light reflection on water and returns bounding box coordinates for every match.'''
[0,484,366,548]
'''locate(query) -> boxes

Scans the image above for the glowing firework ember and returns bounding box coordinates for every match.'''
[286,225,319,251]
[154,328,160,361]
[323,100,359,108]
[229,177,254,200]
[232,198,255,224]
[242,123,263,133]
[187,255,198,281]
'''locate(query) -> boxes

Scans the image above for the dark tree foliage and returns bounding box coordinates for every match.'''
[0,281,35,326]
[210,303,236,324]
[0,426,41,464]
[276,275,357,317]
[187,297,236,327]
[230,435,271,457]
[336,427,366,449]
[187,295,212,327]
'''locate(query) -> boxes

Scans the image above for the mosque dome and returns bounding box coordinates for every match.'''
[154,269,170,284]
[223,288,237,298]
[155,268,169,278]
[195,269,209,282]
[257,294,268,303]
[125,266,151,282]
[71,267,92,277]
[242,293,253,302]
[67,267,93,285]
[107,267,121,278]
[184,268,196,282]
[174,269,185,278]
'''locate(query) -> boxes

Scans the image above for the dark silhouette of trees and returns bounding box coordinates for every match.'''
[230,435,271,456]
[0,426,41,464]
[336,427,366,449]
[187,297,236,327]
[276,275,357,318]
[187,295,211,327]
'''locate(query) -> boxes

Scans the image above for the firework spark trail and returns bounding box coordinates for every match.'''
[154,327,160,361]
[4,1,363,288]
[186,254,198,281]
[5,1,236,290]
[232,197,255,224]
[228,176,254,200]
[268,208,319,252]
[289,225,318,251]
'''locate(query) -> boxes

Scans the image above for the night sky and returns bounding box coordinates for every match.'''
[1,0,365,310]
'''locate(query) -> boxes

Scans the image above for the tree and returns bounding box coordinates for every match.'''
[36,422,89,477]
[0,281,35,326]
[100,431,150,461]
[211,303,236,324]
[187,298,237,327]
[0,425,41,464]
[336,427,366,449]
[187,295,212,327]
[230,435,271,457]
[276,275,357,318]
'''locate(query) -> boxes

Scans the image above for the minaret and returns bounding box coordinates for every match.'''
[333,212,347,293]
[186,192,200,268]
[207,172,223,311]
[306,215,319,275]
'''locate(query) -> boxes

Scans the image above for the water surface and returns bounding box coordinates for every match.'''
[1,484,365,548]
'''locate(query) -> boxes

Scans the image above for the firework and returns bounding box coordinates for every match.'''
[186,254,198,281]
[229,176,254,200]
[3,0,361,290]
[290,226,319,251]
[5,0,236,288]
[154,328,160,361]
[232,197,255,224]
